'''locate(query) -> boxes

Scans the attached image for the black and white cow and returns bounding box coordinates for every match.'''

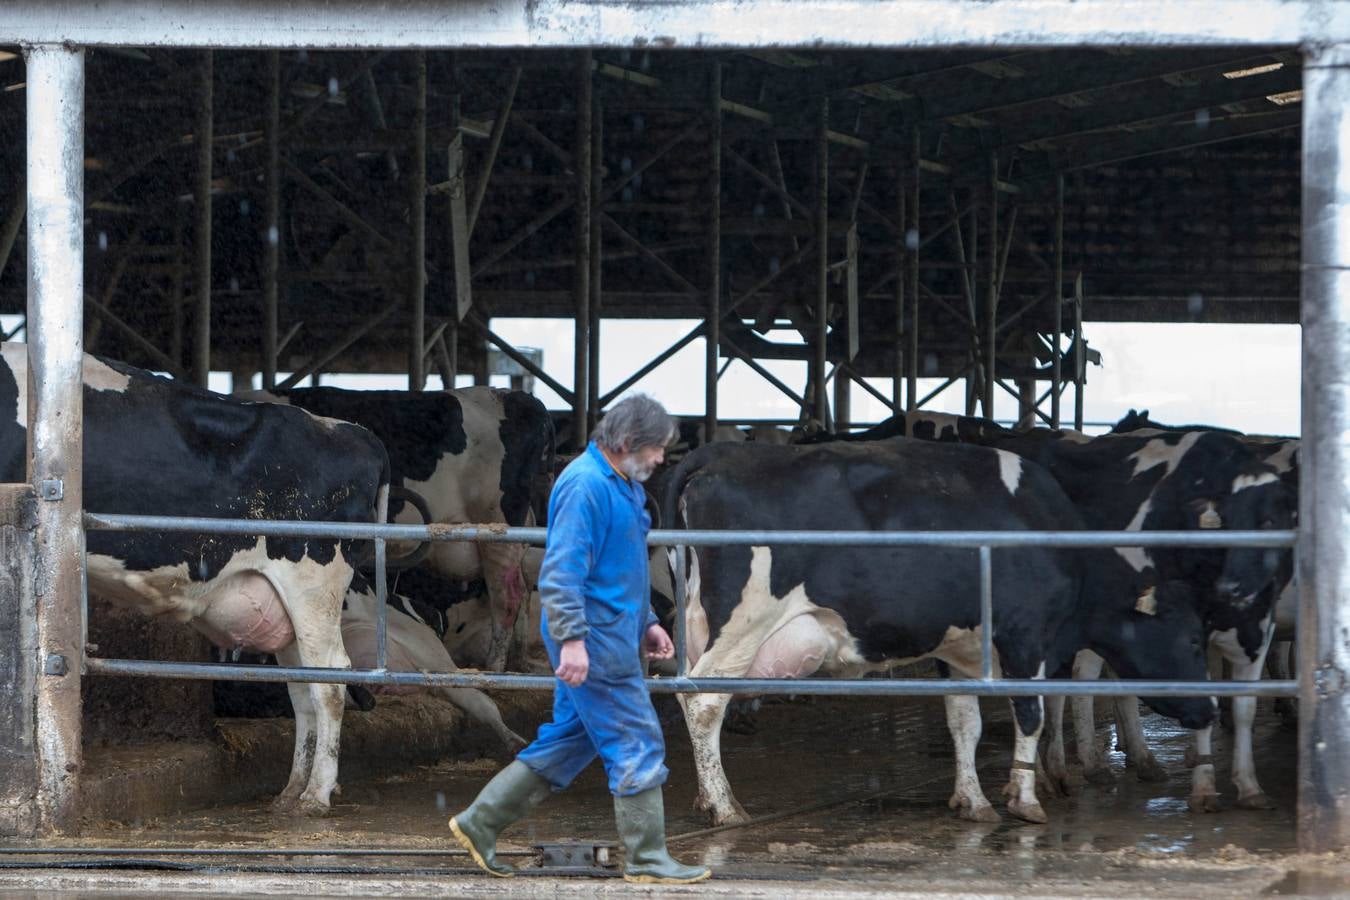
[251,386,554,672]
[1107,410,1301,809]
[0,343,389,817]
[800,409,1014,445]
[663,438,1216,826]
[340,573,525,755]
[967,425,1296,812]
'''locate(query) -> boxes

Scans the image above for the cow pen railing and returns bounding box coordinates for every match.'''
[79,512,1299,699]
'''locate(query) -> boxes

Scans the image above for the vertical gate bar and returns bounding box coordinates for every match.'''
[979,545,993,680]
[589,97,603,427]
[705,62,723,444]
[375,532,388,670]
[572,51,592,445]
[1052,173,1063,429]
[965,189,979,416]
[673,543,688,679]
[984,154,997,419]
[409,51,428,391]
[814,96,829,425]
[1073,270,1084,432]
[25,43,85,836]
[893,162,905,411]
[908,128,920,411]
[1298,42,1350,854]
[193,50,213,388]
[262,50,280,391]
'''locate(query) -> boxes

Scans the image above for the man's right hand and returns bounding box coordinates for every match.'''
[556,639,589,686]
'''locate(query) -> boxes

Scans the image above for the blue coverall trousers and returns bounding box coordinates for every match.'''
[515,612,669,798]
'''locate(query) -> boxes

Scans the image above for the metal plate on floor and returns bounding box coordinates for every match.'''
[532,840,618,875]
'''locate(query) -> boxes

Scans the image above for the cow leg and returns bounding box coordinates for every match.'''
[1002,680,1047,824]
[478,542,527,672]
[1188,725,1221,813]
[678,691,747,825]
[438,686,527,758]
[1070,651,1114,785]
[1113,698,1167,782]
[272,674,317,813]
[270,564,352,817]
[1041,695,1074,798]
[943,693,999,823]
[1231,627,1276,810]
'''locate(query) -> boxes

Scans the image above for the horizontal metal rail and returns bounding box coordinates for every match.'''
[80,511,1299,700]
[84,513,1295,550]
[82,658,1297,697]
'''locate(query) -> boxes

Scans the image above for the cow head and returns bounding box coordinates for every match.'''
[1088,579,1217,730]
[1150,434,1295,608]
[1211,470,1296,606]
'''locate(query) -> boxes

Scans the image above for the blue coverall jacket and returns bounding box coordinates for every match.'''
[515,442,668,797]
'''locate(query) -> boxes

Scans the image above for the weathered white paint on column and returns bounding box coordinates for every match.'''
[24,43,85,836]
[1299,41,1350,854]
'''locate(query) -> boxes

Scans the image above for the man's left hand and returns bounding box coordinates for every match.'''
[643,623,675,660]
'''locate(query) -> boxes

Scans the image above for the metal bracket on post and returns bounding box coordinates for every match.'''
[1315,665,1346,699]
[43,654,67,677]
[38,479,62,502]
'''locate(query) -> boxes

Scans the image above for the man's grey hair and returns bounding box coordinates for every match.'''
[593,394,676,452]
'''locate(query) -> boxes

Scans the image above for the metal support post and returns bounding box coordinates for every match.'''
[1051,174,1064,429]
[572,51,592,444]
[705,63,722,443]
[1298,42,1350,853]
[983,153,998,419]
[1073,274,1085,432]
[262,50,280,390]
[893,165,905,410]
[814,96,829,425]
[25,44,85,836]
[908,129,920,411]
[193,50,213,388]
[408,51,427,391]
[589,98,602,426]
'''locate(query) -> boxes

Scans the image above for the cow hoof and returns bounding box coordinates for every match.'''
[1007,799,1048,824]
[709,805,749,826]
[1188,794,1222,814]
[1082,766,1116,786]
[1131,757,1169,783]
[270,791,302,815]
[292,794,331,818]
[949,794,1000,823]
[1235,792,1277,811]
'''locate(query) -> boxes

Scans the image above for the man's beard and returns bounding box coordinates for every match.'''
[620,456,656,483]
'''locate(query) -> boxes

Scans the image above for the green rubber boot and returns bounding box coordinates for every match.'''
[614,787,712,884]
[449,761,551,877]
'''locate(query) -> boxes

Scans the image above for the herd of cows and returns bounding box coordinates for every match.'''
[0,341,1300,828]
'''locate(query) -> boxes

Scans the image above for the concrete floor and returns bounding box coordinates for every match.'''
[0,691,1346,897]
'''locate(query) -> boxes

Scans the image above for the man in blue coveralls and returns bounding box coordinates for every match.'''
[449,394,711,885]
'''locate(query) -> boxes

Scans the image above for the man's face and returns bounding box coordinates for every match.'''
[620,444,665,483]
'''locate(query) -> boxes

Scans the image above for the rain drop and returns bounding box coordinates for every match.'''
[97,231,108,252]
[296,50,309,64]
[923,352,940,376]
[620,156,633,174]
[622,186,634,204]
[327,76,339,98]
[434,791,447,812]
[905,228,920,251]
[267,225,279,246]
[525,270,536,287]
[239,199,250,217]
[1187,292,1205,317]
[229,277,240,294]
[226,148,236,163]
[522,153,533,172]
[1194,108,1210,129]
[769,256,781,275]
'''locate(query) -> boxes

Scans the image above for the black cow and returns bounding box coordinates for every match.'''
[253,386,554,671]
[965,425,1295,811]
[800,410,1013,445]
[0,343,389,816]
[663,438,1215,826]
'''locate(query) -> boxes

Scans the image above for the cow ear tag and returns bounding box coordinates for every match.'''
[1134,587,1158,616]
[1199,506,1222,529]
